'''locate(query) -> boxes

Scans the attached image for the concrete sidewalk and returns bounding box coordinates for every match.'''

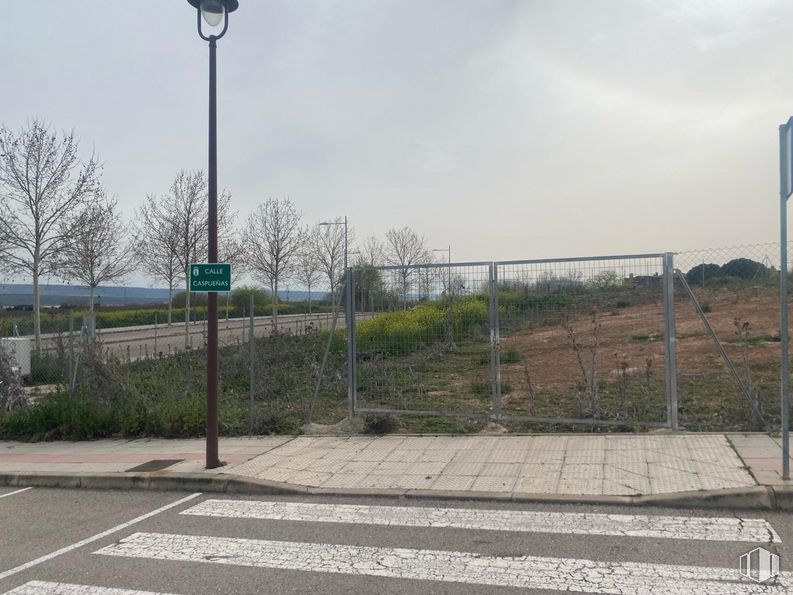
[1,433,791,508]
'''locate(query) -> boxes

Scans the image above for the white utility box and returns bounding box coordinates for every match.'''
[0,337,32,377]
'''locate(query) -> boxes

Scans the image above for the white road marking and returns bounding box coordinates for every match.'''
[95,532,793,594]
[181,499,781,543]
[3,581,178,595]
[0,488,33,500]
[0,493,201,582]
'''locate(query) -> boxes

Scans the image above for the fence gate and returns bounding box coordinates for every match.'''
[350,262,494,419]
[348,253,678,427]
[494,254,672,427]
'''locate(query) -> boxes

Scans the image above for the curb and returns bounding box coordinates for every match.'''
[1,471,789,511]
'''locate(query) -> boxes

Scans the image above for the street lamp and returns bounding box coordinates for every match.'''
[186,0,239,470]
[318,216,348,271]
[433,245,452,294]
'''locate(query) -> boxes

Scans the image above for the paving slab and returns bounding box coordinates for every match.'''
[226,434,758,497]
[1,433,790,506]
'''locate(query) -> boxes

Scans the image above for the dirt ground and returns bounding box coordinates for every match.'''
[498,284,784,427]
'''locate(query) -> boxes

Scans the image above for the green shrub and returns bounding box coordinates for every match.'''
[0,391,116,440]
[0,324,347,441]
[229,286,271,310]
[685,263,719,284]
[30,352,67,384]
[357,298,488,356]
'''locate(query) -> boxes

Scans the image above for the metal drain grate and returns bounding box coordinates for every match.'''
[126,459,184,472]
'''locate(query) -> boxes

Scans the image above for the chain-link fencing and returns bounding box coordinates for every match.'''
[346,244,789,431]
[495,254,670,426]
[351,262,493,417]
[674,243,785,431]
[0,242,789,435]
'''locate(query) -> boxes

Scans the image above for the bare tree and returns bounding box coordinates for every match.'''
[134,195,182,325]
[295,228,322,315]
[0,120,100,349]
[383,226,429,309]
[417,253,438,301]
[358,236,383,267]
[220,234,245,319]
[160,170,234,348]
[56,196,137,312]
[243,198,303,329]
[312,218,347,308]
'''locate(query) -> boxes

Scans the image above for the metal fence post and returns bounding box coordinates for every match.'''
[663,252,679,429]
[346,268,357,419]
[489,262,502,418]
[781,190,791,479]
[68,309,74,392]
[249,292,255,434]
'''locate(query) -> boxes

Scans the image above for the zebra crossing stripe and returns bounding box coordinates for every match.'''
[94,532,793,594]
[180,499,781,543]
[0,487,33,500]
[2,581,178,595]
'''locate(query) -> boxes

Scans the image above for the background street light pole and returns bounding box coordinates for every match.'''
[187,0,239,469]
[319,215,348,270]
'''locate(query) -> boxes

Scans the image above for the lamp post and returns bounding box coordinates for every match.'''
[186,0,239,469]
[433,245,452,294]
[318,216,348,270]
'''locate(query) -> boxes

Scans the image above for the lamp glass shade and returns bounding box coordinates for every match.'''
[200,0,225,26]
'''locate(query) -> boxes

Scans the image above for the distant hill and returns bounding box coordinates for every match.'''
[0,284,170,307]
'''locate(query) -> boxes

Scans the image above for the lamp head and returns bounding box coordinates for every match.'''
[187,0,239,28]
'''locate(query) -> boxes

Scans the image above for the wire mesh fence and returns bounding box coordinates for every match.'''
[0,301,350,435]
[674,243,786,431]
[495,255,668,425]
[347,244,790,431]
[0,242,790,435]
[352,262,493,416]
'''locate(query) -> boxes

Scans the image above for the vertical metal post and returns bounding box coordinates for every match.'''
[68,310,74,393]
[663,252,679,429]
[154,312,158,356]
[489,263,502,418]
[249,292,255,434]
[781,125,791,479]
[346,268,357,419]
[205,35,220,469]
[447,245,452,292]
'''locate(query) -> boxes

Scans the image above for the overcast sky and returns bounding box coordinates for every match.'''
[4,1,793,286]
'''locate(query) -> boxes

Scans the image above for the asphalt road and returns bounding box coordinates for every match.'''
[35,312,345,361]
[0,488,790,594]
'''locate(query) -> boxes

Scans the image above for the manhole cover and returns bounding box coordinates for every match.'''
[126,459,184,472]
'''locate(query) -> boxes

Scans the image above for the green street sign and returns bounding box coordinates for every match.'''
[189,263,232,292]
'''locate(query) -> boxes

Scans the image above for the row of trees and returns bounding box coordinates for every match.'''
[137,182,439,336]
[0,120,137,350]
[0,120,440,349]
